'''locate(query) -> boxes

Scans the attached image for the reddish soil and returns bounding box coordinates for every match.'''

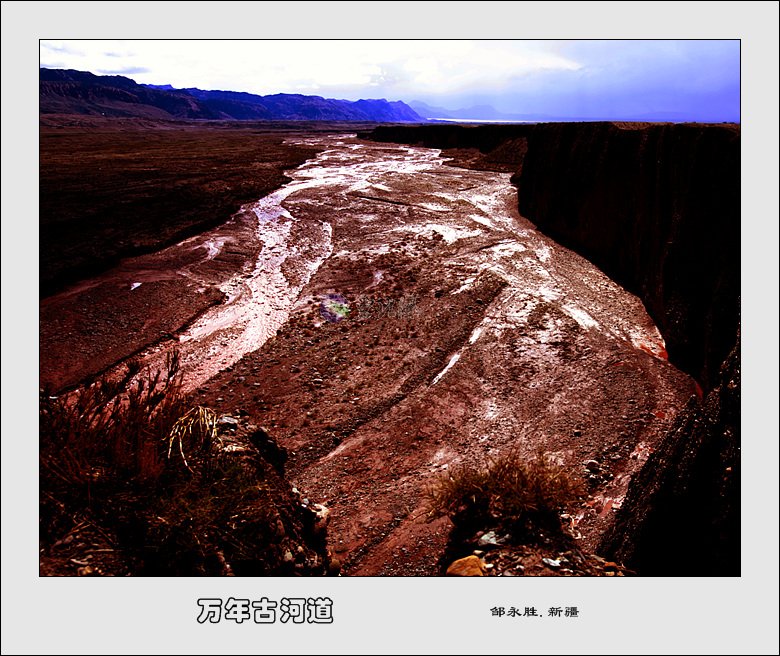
[39,117,364,296]
[40,132,697,576]
[197,137,693,574]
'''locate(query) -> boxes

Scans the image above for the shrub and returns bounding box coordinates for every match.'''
[425,450,584,536]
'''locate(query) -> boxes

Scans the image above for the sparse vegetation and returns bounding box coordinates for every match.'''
[40,352,186,489]
[425,450,584,537]
[166,405,219,472]
[39,353,328,576]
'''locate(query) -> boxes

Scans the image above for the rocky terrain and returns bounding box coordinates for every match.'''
[39,121,733,576]
[369,121,740,391]
[40,398,334,577]
[368,121,740,575]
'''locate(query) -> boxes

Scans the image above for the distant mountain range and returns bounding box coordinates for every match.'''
[409,100,543,122]
[409,99,703,123]
[39,68,425,122]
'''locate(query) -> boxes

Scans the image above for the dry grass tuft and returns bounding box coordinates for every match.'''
[167,406,219,472]
[40,352,187,487]
[425,450,584,535]
[39,351,286,574]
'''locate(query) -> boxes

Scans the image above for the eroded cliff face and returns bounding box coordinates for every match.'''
[367,122,741,575]
[369,123,532,152]
[368,124,531,172]
[515,122,740,392]
[369,122,740,392]
[597,333,740,575]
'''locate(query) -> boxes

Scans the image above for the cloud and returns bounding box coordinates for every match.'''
[41,42,83,55]
[95,66,150,75]
[410,40,739,121]
[38,40,584,98]
[37,39,739,120]
[296,41,583,98]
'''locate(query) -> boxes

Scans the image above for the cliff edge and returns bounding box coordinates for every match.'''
[515,122,740,392]
[367,121,741,575]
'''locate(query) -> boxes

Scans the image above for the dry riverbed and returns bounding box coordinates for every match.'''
[40,134,696,575]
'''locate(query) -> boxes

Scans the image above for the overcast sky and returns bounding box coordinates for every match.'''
[40,39,740,121]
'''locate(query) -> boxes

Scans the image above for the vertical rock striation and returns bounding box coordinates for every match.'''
[598,332,740,575]
[512,123,741,574]
[515,122,740,392]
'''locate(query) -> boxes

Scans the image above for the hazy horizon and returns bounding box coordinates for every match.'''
[41,39,740,122]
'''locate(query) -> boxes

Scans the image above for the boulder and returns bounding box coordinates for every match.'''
[446,555,486,577]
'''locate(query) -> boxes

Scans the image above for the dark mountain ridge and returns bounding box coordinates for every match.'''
[39,68,424,122]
